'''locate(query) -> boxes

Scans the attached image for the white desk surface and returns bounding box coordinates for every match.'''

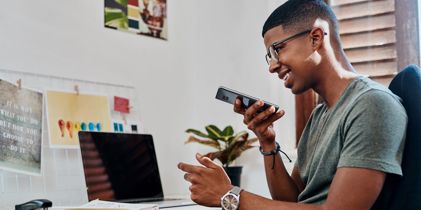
[51,204,219,210]
[165,205,219,209]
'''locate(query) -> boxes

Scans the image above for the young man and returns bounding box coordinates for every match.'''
[178,0,407,209]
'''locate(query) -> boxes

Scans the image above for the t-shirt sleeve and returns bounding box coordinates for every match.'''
[338,90,407,175]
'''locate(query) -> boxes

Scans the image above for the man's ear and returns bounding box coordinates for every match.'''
[310,28,325,50]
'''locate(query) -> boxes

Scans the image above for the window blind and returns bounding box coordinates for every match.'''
[331,0,397,85]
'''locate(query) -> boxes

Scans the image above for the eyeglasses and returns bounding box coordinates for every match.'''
[265,29,326,65]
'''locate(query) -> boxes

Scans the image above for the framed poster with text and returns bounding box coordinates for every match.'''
[0,80,43,175]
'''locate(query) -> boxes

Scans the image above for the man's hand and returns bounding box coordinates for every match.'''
[233,98,285,147]
[178,153,233,207]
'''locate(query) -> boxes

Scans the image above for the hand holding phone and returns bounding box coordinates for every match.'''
[215,86,279,113]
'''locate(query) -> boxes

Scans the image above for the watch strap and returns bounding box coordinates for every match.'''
[230,186,242,196]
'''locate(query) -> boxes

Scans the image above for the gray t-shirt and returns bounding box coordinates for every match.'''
[296,76,407,204]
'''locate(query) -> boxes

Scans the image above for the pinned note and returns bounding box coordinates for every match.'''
[114,96,130,113]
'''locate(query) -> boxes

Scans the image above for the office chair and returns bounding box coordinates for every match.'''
[372,64,421,210]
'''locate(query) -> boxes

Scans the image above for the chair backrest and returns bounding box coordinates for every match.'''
[372,64,421,210]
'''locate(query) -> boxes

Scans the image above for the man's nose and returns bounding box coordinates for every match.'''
[268,61,281,73]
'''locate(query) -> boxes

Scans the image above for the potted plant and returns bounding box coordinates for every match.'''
[185,125,258,186]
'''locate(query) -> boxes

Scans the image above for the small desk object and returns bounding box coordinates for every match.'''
[15,199,52,210]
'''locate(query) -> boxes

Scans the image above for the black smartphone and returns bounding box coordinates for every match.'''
[215,86,279,112]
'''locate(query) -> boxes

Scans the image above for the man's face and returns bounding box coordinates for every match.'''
[263,26,318,94]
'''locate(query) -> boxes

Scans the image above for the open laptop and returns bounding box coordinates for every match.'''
[78,131,195,209]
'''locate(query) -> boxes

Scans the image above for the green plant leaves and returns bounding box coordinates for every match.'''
[228,130,248,144]
[185,136,220,149]
[205,125,223,140]
[225,137,258,166]
[185,129,209,138]
[222,126,234,136]
[184,125,259,167]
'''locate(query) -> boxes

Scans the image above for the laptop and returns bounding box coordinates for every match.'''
[78,131,195,209]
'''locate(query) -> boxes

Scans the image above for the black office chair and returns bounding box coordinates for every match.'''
[372,64,421,210]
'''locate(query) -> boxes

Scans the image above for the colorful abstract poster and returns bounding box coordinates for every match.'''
[46,91,112,149]
[0,80,43,175]
[104,0,168,40]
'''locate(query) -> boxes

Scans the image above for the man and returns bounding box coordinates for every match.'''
[178,0,407,209]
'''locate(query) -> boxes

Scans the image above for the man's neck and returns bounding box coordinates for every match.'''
[313,62,358,108]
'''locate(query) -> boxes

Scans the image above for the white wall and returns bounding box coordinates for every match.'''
[0,0,294,207]
[419,0,421,64]
[186,0,294,197]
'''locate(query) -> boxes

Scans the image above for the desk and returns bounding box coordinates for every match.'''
[51,205,219,210]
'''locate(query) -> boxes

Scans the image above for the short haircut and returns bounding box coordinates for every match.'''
[262,0,339,38]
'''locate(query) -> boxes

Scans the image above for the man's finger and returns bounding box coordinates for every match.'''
[189,184,199,193]
[244,100,263,122]
[234,98,245,114]
[178,162,202,174]
[247,106,276,129]
[196,153,219,169]
[184,173,191,182]
[259,109,285,129]
[184,173,200,184]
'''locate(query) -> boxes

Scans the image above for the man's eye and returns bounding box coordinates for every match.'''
[274,45,284,53]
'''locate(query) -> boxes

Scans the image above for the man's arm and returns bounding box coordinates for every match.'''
[234,99,303,201]
[178,156,386,210]
[261,142,304,201]
[238,167,385,210]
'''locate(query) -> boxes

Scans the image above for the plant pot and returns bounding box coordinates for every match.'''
[224,166,243,187]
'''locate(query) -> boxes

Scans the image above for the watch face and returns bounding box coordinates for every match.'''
[222,194,239,210]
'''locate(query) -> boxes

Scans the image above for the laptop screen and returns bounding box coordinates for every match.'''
[78,132,164,202]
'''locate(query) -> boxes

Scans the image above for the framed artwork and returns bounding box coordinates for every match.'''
[46,91,112,149]
[0,80,43,175]
[104,0,168,40]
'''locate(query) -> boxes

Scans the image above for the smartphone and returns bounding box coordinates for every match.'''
[215,86,279,113]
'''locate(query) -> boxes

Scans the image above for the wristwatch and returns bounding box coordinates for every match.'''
[221,186,242,210]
